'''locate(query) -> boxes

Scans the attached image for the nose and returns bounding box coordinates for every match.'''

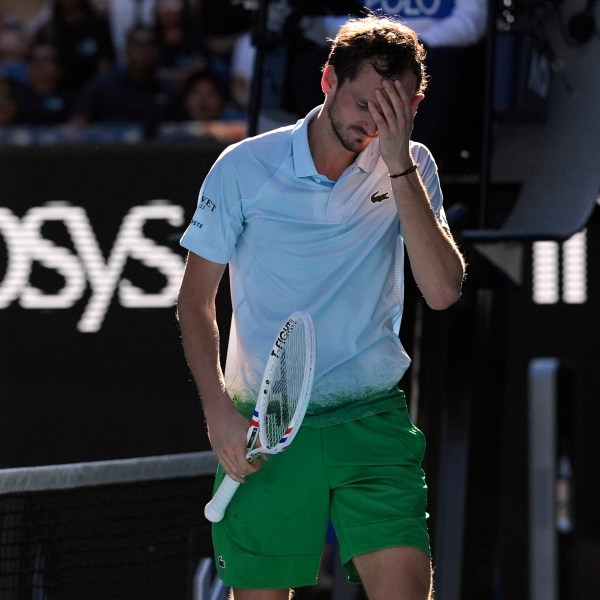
[363,117,378,138]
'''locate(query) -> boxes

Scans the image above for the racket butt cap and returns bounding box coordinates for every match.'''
[204,502,224,523]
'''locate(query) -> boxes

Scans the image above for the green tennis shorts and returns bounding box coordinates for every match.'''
[211,401,430,589]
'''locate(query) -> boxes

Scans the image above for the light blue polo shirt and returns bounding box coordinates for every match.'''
[180,106,448,427]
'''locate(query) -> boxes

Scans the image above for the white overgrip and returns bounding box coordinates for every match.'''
[204,474,241,522]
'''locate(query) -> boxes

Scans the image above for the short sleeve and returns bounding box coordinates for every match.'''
[180,149,244,264]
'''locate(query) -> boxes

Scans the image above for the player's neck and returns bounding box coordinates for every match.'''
[308,112,356,182]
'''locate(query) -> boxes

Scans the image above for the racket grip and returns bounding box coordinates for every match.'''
[204,474,241,522]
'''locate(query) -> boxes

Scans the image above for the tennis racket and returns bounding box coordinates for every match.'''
[204,310,316,523]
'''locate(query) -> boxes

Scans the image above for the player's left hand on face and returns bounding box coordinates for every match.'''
[368,79,423,172]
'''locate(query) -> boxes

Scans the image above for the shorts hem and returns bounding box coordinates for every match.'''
[217,573,320,590]
[213,551,321,590]
[337,517,430,583]
[218,577,320,590]
[344,544,431,584]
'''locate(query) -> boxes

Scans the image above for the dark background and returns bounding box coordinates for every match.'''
[0,141,226,466]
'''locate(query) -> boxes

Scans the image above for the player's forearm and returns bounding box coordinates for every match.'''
[177,297,257,479]
[176,295,231,419]
[391,173,466,309]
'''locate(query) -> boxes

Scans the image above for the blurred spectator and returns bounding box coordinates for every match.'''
[282,1,363,117]
[103,0,157,60]
[70,25,178,134]
[90,0,110,19]
[0,76,21,126]
[195,0,252,85]
[12,3,54,38]
[178,68,244,122]
[154,0,210,84]
[158,67,246,143]
[0,22,30,84]
[0,3,45,47]
[21,42,73,123]
[229,30,253,111]
[373,0,487,47]
[0,1,47,27]
[34,0,115,91]
[229,1,362,118]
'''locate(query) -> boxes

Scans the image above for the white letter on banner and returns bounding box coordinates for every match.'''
[117,204,186,308]
[0,208,29,308]
[19,205,86,309]
[78,203,185,332]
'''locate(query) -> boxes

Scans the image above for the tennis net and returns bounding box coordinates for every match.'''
[0,452,218,600]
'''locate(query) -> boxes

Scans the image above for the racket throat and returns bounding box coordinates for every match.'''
[247,427,259,450]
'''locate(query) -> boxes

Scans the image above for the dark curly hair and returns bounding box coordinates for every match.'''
[324,14,428,94]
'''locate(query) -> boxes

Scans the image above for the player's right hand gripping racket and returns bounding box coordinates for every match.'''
[204,311,316,523]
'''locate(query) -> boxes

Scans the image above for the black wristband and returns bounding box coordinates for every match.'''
[389,163,419,178]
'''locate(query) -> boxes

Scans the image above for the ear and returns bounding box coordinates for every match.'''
[321,64,338,96]
[412,93,425,118]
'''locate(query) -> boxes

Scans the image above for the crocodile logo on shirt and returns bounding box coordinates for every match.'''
[370,191,390,203]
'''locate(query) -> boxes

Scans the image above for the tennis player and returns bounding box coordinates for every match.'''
[177,13,466,600]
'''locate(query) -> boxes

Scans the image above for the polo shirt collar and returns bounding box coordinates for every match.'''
[292,105,380,179]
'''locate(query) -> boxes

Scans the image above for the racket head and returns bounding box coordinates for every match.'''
[255,311,316,453]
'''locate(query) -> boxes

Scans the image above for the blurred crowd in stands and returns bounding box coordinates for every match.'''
[0,0,487,161]
[0,0,253,142]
